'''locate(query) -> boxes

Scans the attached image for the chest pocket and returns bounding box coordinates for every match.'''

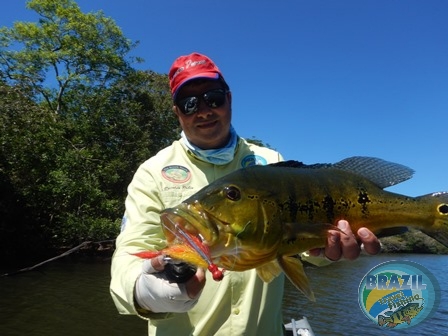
[160,182,198,208]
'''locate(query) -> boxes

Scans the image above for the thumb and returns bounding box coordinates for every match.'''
[142,254,168,274]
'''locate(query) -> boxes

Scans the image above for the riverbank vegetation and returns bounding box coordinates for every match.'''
[380,229,448,254]
[0,0,178,266]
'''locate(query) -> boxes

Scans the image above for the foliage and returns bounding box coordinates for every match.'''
[0,84,59,261]
[0,0,139,114]
[246,136,272,148]
[0,0,178,262]
[380,229,448,254]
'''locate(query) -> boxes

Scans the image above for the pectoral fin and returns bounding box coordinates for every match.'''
[256,260,283,283]
[278,255,315,302]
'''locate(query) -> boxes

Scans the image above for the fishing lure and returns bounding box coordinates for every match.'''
[132,229,224,281]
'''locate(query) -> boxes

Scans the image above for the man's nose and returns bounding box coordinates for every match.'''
[195,99,213,115]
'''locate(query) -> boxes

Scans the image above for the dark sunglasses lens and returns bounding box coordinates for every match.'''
[177,89,227,115]
[203,90,226,108]
[179,96,199,115]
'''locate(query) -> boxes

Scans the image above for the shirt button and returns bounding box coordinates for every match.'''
[233,308,240,315]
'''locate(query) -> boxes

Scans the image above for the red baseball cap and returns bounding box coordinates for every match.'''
[169,52,224,99]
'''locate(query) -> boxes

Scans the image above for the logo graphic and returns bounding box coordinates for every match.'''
[358,260,440,329]
[161,165,191,183]
[241,155,267,167]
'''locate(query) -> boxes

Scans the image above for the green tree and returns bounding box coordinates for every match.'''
[246,136,273,149]
[0,0,139,114]
[0,83,63,263]
[0,1,178,263]
[41,70,178,245]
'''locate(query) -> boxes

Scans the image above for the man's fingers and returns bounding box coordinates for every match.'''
[324,228,342,261]
[358,227,382,255]
[308,248,322,257]
[309,221,382,262]
[142,255,167,274]
[325,220,361,261]
[185,268,206,299]
[152,254,168,271]
[338,220,361,260]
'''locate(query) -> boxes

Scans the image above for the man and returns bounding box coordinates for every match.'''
[110,52,381,335]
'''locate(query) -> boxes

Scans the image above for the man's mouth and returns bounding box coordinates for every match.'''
[196,120,218,129]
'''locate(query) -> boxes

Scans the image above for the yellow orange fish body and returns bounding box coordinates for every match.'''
[160,157,448,300]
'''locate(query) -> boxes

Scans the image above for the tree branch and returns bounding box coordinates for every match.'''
[0,239,115,277]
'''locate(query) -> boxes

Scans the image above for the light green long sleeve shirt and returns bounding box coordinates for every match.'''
[110,138,288,335]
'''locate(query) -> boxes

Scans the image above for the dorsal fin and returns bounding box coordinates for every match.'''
[269,157,414,189]
[333,156,414,188]
[269,160,332,169]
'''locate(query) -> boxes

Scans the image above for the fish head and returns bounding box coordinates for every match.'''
[160,171,284,270]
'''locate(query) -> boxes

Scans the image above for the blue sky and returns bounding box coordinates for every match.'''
[2,0,447,197]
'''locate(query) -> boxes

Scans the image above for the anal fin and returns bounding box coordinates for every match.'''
[278,255,315,302]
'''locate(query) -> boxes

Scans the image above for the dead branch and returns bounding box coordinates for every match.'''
[1,239,115,277]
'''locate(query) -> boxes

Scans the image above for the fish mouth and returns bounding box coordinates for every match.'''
[160,201,220,248]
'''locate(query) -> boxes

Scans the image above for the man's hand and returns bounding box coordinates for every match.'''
[310,220,381,261]
[134,255,206,313]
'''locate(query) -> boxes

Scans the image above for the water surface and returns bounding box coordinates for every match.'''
[1,254,446,335]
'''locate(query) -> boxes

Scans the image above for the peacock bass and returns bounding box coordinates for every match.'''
[135,156,448,301]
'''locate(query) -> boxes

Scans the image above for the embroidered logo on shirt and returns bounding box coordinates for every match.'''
[162,165,192,183]
[241,155,267,167]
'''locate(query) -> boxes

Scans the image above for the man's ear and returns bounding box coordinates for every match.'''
[173,105,180,116]
[227,91,232,106]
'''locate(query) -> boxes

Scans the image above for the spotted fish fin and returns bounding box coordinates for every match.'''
[333,156,414,189]
[278,255,315,302]
[270,156,415,189]
[256,260,282,283]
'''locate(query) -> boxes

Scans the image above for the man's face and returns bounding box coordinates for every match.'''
[173,80,232,150]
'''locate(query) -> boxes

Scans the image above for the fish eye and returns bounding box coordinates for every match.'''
[224,186,240,201]
[438,204,448,215]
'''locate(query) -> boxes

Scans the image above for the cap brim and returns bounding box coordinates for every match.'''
[173,73,220,99]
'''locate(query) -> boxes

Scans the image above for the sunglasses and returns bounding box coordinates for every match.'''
[176,88,228,115]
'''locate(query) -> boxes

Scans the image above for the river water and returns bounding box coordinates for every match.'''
[0,254,446,336]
